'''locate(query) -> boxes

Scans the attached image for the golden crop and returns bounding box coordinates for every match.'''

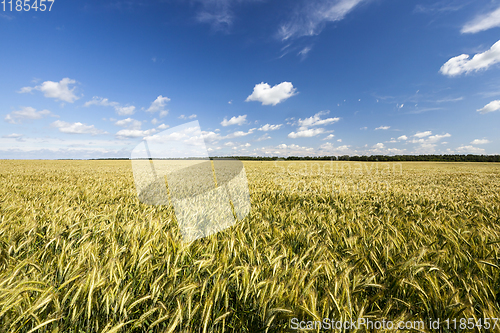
[0,160,499,332]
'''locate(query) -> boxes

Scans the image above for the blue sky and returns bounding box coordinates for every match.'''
[1,0,500,158]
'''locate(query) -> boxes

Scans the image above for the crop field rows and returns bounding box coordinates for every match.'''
[0,160,499,332]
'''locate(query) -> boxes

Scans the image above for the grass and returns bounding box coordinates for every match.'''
[0,160,499,332]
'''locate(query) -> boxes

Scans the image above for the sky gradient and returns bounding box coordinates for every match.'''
[1,0,500,158]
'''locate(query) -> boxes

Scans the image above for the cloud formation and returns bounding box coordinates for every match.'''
[84,97,136,116]
[221,115,247,126]
[5,107,54,124]
[471,139,490,145]
[245,82,297,106]
[19,78,80,103]
[288,128,325,138]
[477,100,500,114]
[296,111,339,129]
[116,129,157,139]
[456,145,485,154]
[145,95,170,115]
[440,39,500,76]
[114,118,142,130]
[278,0,365,40]
[52,120,107,135]
[375,125,390,130]
[462,6,500,34]
[258,123,282,131]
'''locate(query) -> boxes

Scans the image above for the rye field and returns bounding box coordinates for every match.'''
[0,160,499,332]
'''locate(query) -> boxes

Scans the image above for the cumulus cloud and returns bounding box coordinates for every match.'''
[114,118,142,130]
[52,120,107,135]
[322,134,335,140]
[116,128,158,139]
[288,128,325,138]
[414,131,432,138]
[258,123,282,131]
[245,82,297,106]
[145,95,170,114]
[278,0,365,40]
[398,135,408,141]
[372,143,385,149]
[375,125,390,130]
[201,131,223,142]
[221,115,247,126]
[226,128,255,139]
[19,78,79,103]
[440,39,500,76]
[84,96,136,116]
[477,100,500,114]
[5,107,54,124]
[410,132,451,144]
[456,145,486,154]
[462,6,500,34]
[471,139,490,144]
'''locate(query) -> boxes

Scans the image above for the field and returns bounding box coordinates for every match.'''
[1,160,500,332]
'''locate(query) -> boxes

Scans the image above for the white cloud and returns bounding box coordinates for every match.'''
[256,133,271,141]
[398,135,408,141]
[178,114,197,120]
[298,46,312,58]
[19,78,79,103]
[5,107,54,124]
[462,6,500,34]
[414,131,432,138]
[226,128,255,138]
[115,128,157,139]
[288,128,325,138]
[146,95,170,114]
[115,106,136,116]
[360,126,367,130]
[84,96,136,115]
[245,82,297,106]
[410,132,451,144]
[296,111,339,130]
[278,0,365,40]
[258,123,282,131]
[440,39,500,76]
[157,124,169,130]
[322,134,335,140]
[114,118,142,130]
[221,115,247,126]
[201,131,223,142]
[471,139,490,145]
[151,118,158,125]
[456,145,486,154]
[195,0,236,31]
[375,125,390,130]
[52,120,107,135]
[2,133,23,138]
[372,143,385,149]
[477,100,500,114]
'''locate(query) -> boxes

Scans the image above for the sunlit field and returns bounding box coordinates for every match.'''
[1,160,500,332]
